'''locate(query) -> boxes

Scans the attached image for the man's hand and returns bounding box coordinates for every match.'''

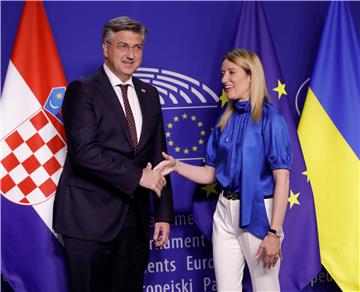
[139,163,166,197]
[153,222,170,248]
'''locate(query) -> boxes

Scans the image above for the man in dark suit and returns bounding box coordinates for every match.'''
[53,16,174,292]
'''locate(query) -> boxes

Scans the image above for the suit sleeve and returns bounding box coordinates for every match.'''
[62,80,142,196]
[149,87,174,223]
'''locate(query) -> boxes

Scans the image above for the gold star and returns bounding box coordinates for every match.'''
[168,140,174,146]
[184,148,189,154]
[167,123,173,129]
[288,190,300,209]
[192,145,198,151]
[191,115,197,121]
[56,93,63,99]
[302,170,310,183]
[165,131,171,138]
[175,146,181,152]
[272,80,287,99]
[198,139,204,145]
[201,183,218,198]
[200,130,206,136]
[182,113,188,119]
[173,116,179,122]
[219,89,228,108]
[197,121,203,127]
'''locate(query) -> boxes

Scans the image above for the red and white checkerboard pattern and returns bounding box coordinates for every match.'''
[1,109,66,205]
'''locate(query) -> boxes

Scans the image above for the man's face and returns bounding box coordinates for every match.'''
[103,30,144,82]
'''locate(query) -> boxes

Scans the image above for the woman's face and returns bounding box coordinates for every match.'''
[221,59,251,101]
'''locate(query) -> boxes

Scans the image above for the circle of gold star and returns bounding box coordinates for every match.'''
[165,113,207,155]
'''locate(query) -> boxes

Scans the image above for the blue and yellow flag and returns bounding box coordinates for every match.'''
[298,2,360,291]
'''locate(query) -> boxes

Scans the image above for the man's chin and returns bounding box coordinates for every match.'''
[122,67,138,76]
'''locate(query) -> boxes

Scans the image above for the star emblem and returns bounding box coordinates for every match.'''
[288,190,300,209]
[201,183,218,198]
[302,170,310,183]
[272,79,287,99]
[219,89,228,108]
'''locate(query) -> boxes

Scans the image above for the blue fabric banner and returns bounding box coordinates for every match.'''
[233,3,322,290]
[298,2,360,290]
[2,1,359,291]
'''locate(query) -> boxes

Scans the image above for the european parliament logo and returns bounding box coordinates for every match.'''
[134,68,220,161]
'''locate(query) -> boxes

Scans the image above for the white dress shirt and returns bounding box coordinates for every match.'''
[103,64,142,143]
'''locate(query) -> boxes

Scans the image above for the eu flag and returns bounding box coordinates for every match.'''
[233,2,321,290]
[298,2,360,291]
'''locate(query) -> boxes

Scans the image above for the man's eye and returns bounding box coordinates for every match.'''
[118,43,128,49]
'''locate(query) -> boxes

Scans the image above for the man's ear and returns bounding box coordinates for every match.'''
[102,42,109,58]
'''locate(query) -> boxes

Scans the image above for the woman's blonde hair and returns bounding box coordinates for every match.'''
[218,49,269,130]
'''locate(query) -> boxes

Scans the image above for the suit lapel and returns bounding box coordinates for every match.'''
[95,68,133,148]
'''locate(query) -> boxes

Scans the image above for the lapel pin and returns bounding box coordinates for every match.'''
[141,88,146,93]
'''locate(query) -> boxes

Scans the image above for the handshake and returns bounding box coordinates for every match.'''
[139,152,177,197]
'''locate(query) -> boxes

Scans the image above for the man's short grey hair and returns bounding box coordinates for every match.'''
[102,16,148,43]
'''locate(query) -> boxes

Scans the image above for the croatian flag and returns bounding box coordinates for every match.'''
[1,1,69,291]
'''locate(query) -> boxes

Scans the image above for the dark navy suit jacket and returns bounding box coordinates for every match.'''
[53,67,174,242]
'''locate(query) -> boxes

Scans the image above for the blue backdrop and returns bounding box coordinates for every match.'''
[2,1,359,291]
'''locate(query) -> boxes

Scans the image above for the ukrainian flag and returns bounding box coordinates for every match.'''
[298,2,360,291]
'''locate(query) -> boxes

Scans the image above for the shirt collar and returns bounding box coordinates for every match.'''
[234,100,251,113]
[103,63,134,88]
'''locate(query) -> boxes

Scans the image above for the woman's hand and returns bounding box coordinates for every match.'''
[256,234,282,269]
[154,152,177,176]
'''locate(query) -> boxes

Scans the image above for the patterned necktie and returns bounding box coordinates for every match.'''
[118,84,137,150]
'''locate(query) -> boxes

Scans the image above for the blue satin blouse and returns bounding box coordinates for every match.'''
[205,100,292,239]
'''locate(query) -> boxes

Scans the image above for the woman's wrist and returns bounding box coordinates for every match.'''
[267,232,281,239]
[173,159,180,173]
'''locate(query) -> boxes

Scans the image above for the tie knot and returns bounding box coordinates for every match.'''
[118,84,129,96]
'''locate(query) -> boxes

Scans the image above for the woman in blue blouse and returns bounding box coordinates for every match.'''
[155,49,292,291]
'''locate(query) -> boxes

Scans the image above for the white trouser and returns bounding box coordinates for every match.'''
[212,194,281,292]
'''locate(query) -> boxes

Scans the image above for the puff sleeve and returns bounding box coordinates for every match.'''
[204,127,220,167]
[262,108,292,170]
